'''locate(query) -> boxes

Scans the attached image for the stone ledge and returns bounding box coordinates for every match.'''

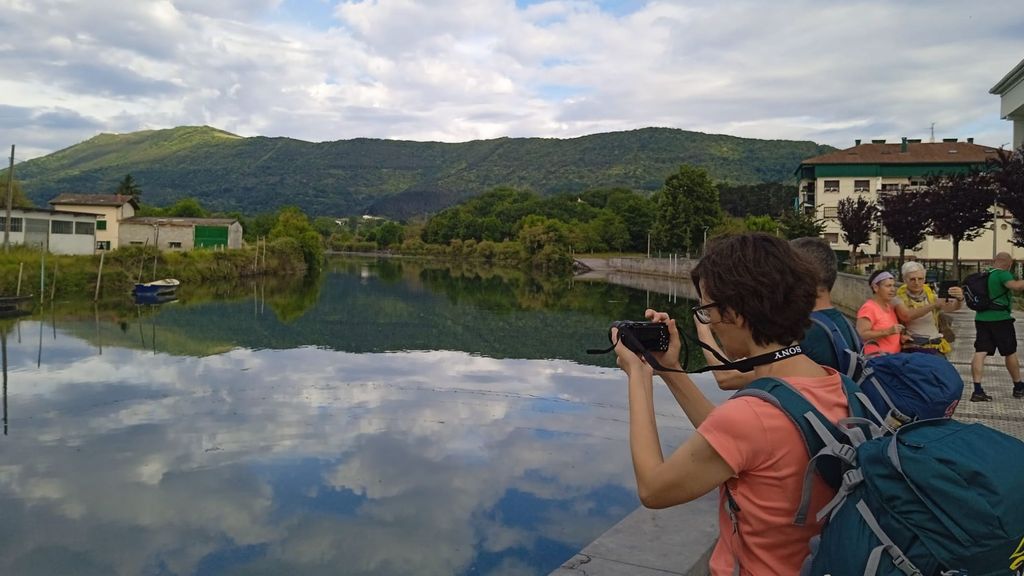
[550,492,718,576]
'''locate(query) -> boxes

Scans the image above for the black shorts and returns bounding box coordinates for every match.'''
[974,319,1018,356]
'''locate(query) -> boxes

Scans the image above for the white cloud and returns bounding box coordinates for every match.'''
[0,0,1019,161]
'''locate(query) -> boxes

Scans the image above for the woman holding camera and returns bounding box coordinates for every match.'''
[894,261,963,355]
[612,233,848,576]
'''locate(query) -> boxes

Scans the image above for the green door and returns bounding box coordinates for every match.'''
[194,226,229,249]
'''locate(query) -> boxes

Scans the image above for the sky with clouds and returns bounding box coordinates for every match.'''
[0,0,1022,161]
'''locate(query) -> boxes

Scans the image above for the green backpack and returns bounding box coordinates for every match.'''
[734,377,1024,576]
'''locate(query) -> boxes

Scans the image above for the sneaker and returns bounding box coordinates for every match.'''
[970,391,993,402]
[1014,388,1024,399]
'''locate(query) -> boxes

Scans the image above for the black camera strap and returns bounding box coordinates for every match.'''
[588,323,804,374]
[680,328,805,373]
[692,343,805,373]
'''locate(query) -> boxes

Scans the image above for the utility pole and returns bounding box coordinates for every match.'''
[3,145,13,253]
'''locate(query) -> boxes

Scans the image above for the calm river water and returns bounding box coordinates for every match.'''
[0,257,724,576]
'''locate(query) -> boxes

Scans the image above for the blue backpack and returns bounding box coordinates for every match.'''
[858,352,964,423]
[809,312,963,423]
[736,377,1024,576]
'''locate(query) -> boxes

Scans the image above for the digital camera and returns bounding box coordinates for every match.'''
[610,320,671,354]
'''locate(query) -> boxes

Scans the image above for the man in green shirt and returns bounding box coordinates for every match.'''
[971,252,1024,401]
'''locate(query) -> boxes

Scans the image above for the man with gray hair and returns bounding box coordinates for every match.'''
[971,251,1024,401]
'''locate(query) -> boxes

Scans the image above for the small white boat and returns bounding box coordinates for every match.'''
[133,278,180,296]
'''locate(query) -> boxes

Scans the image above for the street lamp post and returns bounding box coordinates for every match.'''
[702,226,710,255]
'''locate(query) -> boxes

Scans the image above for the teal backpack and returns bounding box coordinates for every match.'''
[734,377,1024,576]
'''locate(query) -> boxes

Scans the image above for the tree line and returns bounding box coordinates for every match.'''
[5,166,824,275]
[229,166,820,274]
[834,146,1024,277]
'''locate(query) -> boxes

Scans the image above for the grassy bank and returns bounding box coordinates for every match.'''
[0,240,309,300]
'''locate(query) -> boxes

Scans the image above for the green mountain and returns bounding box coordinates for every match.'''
[12,125,833,218]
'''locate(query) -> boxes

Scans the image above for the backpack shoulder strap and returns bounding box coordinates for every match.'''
[840,314,864,352]
[734,377,874,524]
[809,311,862,378]
[989,270,1011,310]
[737,377,836,457]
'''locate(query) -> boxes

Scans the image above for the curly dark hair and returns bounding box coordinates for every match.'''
[691,233,819,347]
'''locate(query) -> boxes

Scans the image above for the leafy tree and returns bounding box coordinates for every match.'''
[516,215,572,273]
[577,212,630,252]
[270,206,324,272]
[836,195,878,265]
[535,193,600,224]
[718,182,797,217]
[423,207,470,244]
[166,197,207,217]
[517,215,569,255]
[2,179,32,208]
[925,170,995,279]
[878,189,930,268]
[604,189,656,251]
[651,165,722,254]
[989,145,1024,246]
[313,216,340,238]
[116,174,142,198]
[743,215,779,234]
[778,209,826,240]
[241,212,278,242]
[709,216,750,239]
[371,221,404,248]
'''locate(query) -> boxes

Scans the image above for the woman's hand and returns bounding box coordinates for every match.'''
[644,308,683,372]
[612,327,654,378]
[947,286,964,301]
[889,323,905,336]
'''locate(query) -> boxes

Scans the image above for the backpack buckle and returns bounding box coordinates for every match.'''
[892,552,922,576]
[834,443,857,465]
[841,468,864,490]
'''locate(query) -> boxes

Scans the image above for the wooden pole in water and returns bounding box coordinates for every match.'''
[16,262,23,296]
[39,248,45,305]
[2,329,8,435]
[3,145,14,254]
[261,236,267,272]
[94,251,105,301]
[252,237,259,273]
[50,261,58,301]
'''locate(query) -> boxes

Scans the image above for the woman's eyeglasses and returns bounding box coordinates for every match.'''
[691,302,720,325]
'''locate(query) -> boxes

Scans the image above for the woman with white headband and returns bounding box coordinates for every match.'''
[856,269,908,355]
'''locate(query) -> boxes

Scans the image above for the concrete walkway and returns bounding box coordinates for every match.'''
[551,307,1024,576]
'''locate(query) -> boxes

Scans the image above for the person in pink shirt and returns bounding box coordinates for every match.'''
[856,270,907,355]
[612,233,849,576]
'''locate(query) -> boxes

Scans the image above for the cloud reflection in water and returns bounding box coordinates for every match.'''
[1,326,723,575]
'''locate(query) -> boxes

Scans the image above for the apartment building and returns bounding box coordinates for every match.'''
[795,138,1015,263]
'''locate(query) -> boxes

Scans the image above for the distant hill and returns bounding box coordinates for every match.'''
[11,125,834,218]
